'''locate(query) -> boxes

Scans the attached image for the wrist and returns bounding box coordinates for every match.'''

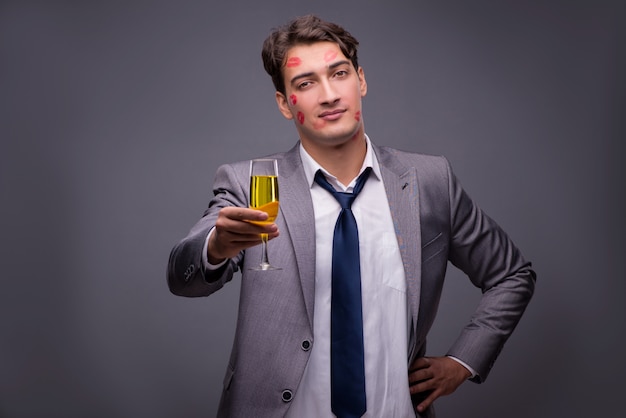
[204,228,228,268]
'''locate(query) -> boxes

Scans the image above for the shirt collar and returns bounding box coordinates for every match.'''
[299,134,382,191]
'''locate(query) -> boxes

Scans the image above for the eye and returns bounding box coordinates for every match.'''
[334,69,349,78]
[297,80,313,90]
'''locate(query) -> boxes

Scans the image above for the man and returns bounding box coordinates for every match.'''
[167,15,536,417]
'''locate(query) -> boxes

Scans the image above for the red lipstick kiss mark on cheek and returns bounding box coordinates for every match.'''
[289,94,297,105]
[313,120,327,130]
[286,57,301,68]
[297,111,305,125]
[324,50,338,62]
[354,111,361,122]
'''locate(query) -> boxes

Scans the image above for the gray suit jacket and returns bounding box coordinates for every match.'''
[167,142,536,417]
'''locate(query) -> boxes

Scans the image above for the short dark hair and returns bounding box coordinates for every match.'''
[261,15,360,95]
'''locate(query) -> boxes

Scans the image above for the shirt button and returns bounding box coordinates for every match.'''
[281,389,293,402]
[301,339,312,351]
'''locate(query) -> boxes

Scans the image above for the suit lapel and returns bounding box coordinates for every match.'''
[276,144,423,338]
[278,144,316,330]
[375,145,422,341]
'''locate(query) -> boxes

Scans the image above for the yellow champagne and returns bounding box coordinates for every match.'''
[250,175,279,224]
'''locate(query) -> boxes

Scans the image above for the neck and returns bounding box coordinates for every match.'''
[303,133,367,185]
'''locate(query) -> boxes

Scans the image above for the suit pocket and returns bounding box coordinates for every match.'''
[380,231,407,293]
[422,232,446,264]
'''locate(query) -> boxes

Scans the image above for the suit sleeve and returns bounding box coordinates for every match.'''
[167,163,247,297]
[444,159,536,382]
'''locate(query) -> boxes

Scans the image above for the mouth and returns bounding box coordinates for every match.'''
[319,109,345,121]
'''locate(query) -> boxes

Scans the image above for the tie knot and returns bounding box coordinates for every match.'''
[314,168,372,210]
[333,192,356,209]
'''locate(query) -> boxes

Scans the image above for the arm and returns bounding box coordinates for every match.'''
[409,158,536,412]
[445,160,536,380]
[167,162,279,297]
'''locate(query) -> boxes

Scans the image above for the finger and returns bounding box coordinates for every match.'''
[408,374,435,395]
[408,370,432,387]
[265,230,280,240]
[223,226,280,245]
[221,207,268,222]
[228,234,264,245]
[409,357,430,373]
[416,389,440,414]
[216,217,275,237]
[408,359,433,387]
[211,232,258,258]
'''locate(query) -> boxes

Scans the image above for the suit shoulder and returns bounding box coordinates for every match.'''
[377,145,451,173]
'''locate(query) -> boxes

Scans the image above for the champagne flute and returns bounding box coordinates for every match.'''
[249,158,280,270]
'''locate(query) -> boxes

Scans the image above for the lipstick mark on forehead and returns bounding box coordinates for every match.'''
[286,57,301,68]
[289,94,297,105]
[297,111,305,125]
[324,50,338,63]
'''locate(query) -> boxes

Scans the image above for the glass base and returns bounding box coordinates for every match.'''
[250,263,282,271]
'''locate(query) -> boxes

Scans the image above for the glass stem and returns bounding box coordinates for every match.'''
[260,233,270,270]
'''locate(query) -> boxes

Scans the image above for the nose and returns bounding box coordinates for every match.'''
[319,79,339,105]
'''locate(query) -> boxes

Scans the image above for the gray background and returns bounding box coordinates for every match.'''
[1,0,624,417]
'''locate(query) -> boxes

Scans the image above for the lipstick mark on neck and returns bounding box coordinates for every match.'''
[351,126,364,141]
[354,111,361,122]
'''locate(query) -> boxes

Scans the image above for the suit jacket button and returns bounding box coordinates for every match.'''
[281,390,293,402]
[301,340,311,351]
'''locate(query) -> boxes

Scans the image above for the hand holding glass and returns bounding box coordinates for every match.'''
[249,159,280,270]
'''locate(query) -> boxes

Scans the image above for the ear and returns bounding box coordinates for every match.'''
[358,67,367,97]
[275,91,294,120]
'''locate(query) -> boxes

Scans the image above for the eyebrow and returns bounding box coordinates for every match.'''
[289,60,352,85]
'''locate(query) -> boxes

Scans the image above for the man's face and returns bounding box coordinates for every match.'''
[275,41,367,150]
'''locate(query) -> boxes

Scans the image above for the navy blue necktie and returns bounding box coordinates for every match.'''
[315,168,371,418]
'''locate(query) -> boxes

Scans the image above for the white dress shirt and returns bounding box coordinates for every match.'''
[286,136,414,417]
